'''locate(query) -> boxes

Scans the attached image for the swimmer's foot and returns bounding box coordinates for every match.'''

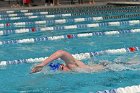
[31,66,43,73]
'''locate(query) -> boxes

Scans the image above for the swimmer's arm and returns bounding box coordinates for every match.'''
[38,50,65,67]
[31,56,54,73]
[31,66,44,73]
[31,57,55,73]
[31,50,65,73]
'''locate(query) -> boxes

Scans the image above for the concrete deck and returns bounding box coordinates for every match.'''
[108,1,140,6]
[1,1,139,11]
[0,0,110,11]
[0,1,109,11]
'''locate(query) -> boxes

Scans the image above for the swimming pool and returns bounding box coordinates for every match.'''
[0,5,140,93]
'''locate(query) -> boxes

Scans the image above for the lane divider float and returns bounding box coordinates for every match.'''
[0,46,139,66]
[0,19,139,29]
[0,19,140,36]
[0,29,140,45]
[1,8,140,21]
[3,5,140,14]
[1,6,140,17]
[97,85,140,93]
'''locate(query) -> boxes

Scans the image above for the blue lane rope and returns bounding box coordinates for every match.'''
[1,8,140,20]
[0,19,140,36]
[0,12,140,24]
[0,28,140,45]
[96,85,140,93]
[0,5,140,15]
[0,20,140,32]
[0,46,139,66]
[0,19,138,35]
[0,13,139,31]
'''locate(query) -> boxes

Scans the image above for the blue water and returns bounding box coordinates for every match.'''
[0,5,140,93]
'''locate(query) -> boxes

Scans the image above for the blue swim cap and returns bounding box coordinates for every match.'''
[48,63,61,71]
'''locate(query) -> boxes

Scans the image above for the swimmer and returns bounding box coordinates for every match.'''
[31,50,106,73]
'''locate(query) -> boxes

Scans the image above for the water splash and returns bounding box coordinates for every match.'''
[106,55,140,71]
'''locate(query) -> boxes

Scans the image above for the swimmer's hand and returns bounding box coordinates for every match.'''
[31,66,43,73]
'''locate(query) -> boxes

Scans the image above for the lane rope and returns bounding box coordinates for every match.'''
[0,19,140,36]
[0,46,139,66]
[96,85,140,93]
[0,28,140,45]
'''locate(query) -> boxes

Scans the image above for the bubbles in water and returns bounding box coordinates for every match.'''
[106,63,130,71]
[114,56,127,63]
[20,46,35,52]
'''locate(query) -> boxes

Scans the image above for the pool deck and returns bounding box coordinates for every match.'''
[108,1,140,6]
[0,1,108,11]
[0,1,140,11]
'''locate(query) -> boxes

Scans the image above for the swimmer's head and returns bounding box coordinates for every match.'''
[48,63,61,71]
[49,63,70,71]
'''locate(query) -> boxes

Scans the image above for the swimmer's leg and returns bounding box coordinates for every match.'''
[125,55,140,65]
[88,64,105,72]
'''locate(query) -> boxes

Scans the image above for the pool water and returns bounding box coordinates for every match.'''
[1,63,140,93]
[0,5,140,93]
